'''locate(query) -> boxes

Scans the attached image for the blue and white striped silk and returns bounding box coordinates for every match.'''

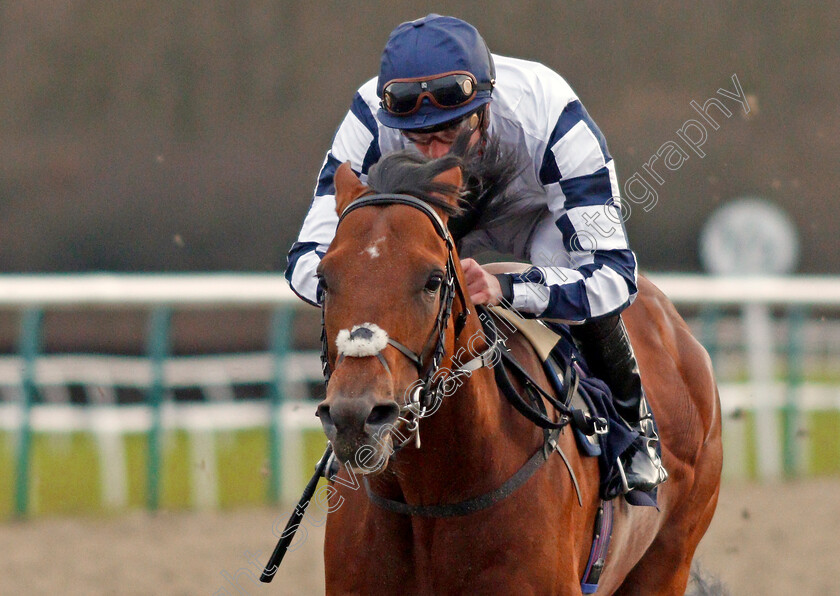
[286,55,637,322]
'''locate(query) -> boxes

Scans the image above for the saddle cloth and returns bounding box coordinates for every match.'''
[486,304,659,507]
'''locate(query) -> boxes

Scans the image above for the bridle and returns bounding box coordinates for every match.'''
[319,192,500,450]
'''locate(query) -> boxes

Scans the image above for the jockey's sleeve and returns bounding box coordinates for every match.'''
[286,82,383,306]
[495,98,638,323]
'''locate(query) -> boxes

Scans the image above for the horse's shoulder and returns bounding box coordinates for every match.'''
[627,275,713,384]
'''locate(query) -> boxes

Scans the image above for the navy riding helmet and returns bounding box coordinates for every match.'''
[376,14,495,131]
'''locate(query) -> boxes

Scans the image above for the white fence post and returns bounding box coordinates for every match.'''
[744,303,781,479]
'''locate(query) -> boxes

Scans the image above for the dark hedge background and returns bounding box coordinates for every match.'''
[1,2,836,274]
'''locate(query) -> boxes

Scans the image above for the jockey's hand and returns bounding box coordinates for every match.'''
[461,258,503,306]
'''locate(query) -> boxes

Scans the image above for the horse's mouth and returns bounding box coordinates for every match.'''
[330,433,395,476]
[317,394,401,475]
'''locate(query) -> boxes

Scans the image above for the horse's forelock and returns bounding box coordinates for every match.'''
[366,134,523,228]
[367,151,464,217]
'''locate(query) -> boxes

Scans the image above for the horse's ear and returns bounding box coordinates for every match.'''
[433,165,463,193]
[334,162,368,216]
[431,165,463,218]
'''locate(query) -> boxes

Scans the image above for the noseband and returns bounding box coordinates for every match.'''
[320,193,496,448]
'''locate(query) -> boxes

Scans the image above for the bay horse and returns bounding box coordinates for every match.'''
[315,149,722,594]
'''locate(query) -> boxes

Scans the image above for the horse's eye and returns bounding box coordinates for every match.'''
[317,274,329,293]
[424,274,444,294]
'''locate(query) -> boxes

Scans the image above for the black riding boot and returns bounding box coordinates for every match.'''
[572,315,668,494]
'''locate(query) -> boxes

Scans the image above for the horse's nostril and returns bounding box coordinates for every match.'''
[317,404,333,427]
[367,403,399,427]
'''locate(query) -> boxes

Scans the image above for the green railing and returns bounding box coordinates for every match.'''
[0,274,300,517]
[1,273,839,517]
[14,308,42,517]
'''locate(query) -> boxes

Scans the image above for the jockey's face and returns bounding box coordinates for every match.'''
[402,110,483,159]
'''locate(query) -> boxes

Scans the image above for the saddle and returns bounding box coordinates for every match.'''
[482,305,658,507]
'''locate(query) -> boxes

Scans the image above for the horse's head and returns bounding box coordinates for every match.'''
[316,153,466,475]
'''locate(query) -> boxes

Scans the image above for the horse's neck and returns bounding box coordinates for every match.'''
[388,313,533,502]
[427,312,501,439]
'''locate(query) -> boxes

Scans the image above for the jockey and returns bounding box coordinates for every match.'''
[286,14,667,496]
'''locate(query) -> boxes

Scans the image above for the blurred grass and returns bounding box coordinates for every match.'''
[809,410,840,475]
[161,430,191,509]
[217,428,268,508]
[0,416,836,518]
[0,427,331,518]
[125,433,148,509]
[742,412,758,480]
[0,433,13,516]
[32,433,100,514]
[731,410,840,480]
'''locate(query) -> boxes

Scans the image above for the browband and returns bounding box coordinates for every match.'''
[340,193,454,248]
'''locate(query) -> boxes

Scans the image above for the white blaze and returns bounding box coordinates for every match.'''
[363,237,386,259]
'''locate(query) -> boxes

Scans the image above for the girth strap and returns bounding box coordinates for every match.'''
[581,499,615,593]
[363,443,550,518]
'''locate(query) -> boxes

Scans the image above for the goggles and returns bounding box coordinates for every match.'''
[401,110,482,146]
[381,71,493,116]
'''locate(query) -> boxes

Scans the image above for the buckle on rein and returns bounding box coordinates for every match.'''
[394,336,494,453]
[397,382,427,450]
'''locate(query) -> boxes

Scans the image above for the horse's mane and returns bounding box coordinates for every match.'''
[366,151,464,217]
[366,133,525,238]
